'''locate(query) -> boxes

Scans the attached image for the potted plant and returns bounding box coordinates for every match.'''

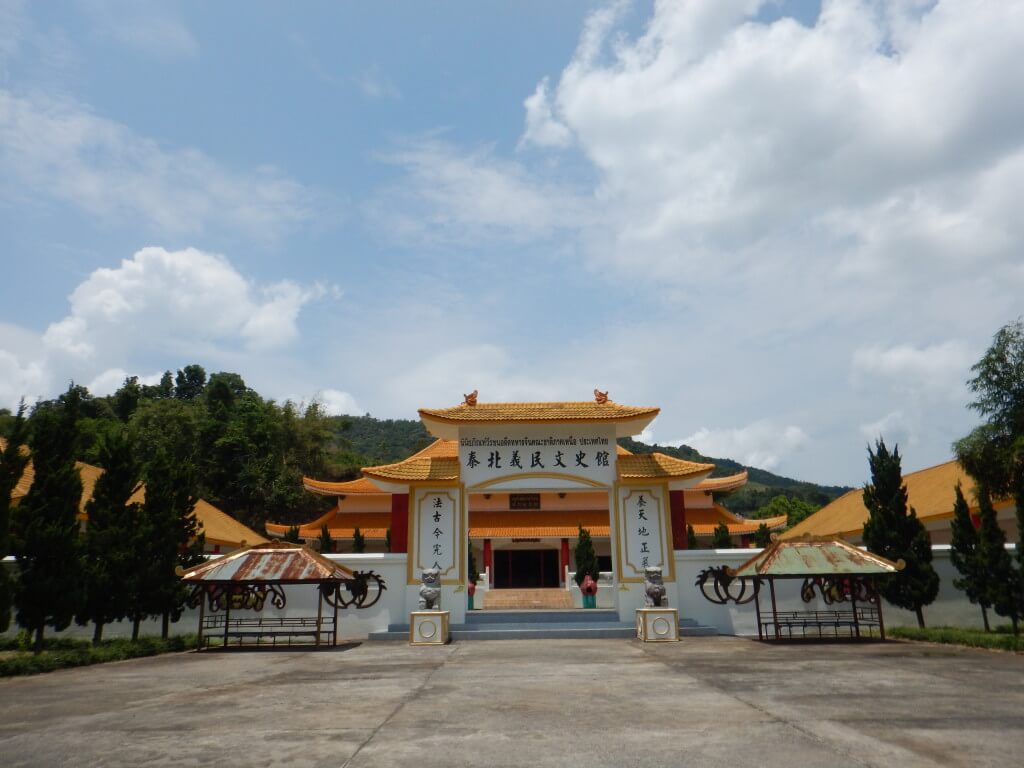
[467,541,480,610]
[574,526,600,608]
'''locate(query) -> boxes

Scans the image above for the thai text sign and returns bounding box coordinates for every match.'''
[459,425,617,488]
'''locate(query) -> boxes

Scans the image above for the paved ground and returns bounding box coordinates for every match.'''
[1,637,1022,767]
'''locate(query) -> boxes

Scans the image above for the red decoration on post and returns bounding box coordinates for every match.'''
[467,581,477,597]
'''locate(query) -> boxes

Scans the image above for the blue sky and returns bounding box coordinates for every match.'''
[2,0,1023,486]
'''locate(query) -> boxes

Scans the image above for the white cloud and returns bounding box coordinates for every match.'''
[42,247,321,364]
[365,138,585,247]
[677,421,809,471]
[859,409,917,447]
[85,367,163,398]
[0,90,313,238]
[852,340,974,400]
[287,388,364,417]
[520,78,572,149]
[83,1,198,58]
[355,67,400,100]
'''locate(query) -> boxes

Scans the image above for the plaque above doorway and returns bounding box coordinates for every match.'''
[509,493,541,510]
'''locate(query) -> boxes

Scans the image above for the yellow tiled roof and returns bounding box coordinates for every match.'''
[781,459,1013,540]
[419,401,659,424]
[694,471,748,493]
[267,511,391,540]
[616,444,633,456]
[617,453,714,480]
[302,476,387,496]
[408,439,459,458]
[195,499,268,546]
[469,510,610,539]
[686,504,787,536]
[362,456,460,483]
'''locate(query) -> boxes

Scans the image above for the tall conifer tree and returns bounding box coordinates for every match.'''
[711,522,732,549]
[0,402,29,633]
[861,439,939,628]
[77,429,140,644]
[949,483,989,630]
[352,527,366,553]
[573,526,598,586]
[976,485,1020,635]
[13,388,83,653]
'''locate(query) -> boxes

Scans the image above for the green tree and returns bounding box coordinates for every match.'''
[76,429,140,644]
[954,318,1024,634]
[318,523,332,553]
[13,388,84,653]
[352,527,366,553]
[975,486,1021,635]
[686,523,698,549]
[113,376,142,422]
[174,364,207,401]
[283,525,301,543]
[573,526,599,586]
[0,402,29,633]
[949,484,990,630]
[753,494,819,528]
[711,522,732,549]
[467,540,480,584]
[753,522,772,548]
[861,439,940,628]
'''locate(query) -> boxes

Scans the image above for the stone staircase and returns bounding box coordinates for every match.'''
[367,609,718,641]
[482,589,574,610]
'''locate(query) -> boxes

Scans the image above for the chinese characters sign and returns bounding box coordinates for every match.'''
[415,490,457,578]
[459,425,617,488]
[619,487,667,579]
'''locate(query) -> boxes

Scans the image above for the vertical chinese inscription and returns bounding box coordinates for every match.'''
[621,488,665,579]
[417,490,456,577]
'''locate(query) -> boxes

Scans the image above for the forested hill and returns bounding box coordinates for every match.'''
[330,416,850,515]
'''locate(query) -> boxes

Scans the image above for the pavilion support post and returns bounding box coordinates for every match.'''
[768,578,780,640]
[754,580,763,641]
[333,587,339,647]
[874,579,886,641]
[224,600,231,648]
[316,586,324,648]
[197,594,205,651]
[851,580,861,640]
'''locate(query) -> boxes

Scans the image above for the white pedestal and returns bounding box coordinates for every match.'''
[636,607,679,642]
[410,611,450,645]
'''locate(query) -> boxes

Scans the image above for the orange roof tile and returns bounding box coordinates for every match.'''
[302,476,387,496]
[616,444,633,456]
[267,510,392,540]
[361,456,460,483]
[694,471,748,493]
[419,401,659,425]
[469,509,610,539]
[686,504,787,536]
[781,459,1014,541]
[617,453,714,480]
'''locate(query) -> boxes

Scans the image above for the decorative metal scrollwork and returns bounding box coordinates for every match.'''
[321,570,388,610]
[800,576,876,605]
[187,583,287,612]
[696,566,760,605]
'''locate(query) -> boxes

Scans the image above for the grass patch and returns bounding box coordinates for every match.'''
[890,626,1024,652]
[0,633,197,677]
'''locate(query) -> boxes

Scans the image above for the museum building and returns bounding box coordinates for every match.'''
[266,395,786,604]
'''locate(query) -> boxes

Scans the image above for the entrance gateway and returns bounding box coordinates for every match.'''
[266,394,773,627]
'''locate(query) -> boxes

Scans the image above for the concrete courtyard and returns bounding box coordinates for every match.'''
[1,637,1022,767]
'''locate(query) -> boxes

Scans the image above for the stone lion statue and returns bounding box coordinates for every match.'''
[644,566,667,607]
[418,568,442,610]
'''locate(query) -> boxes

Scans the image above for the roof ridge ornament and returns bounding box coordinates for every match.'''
[594,389,609,404]
[463,389,478,407]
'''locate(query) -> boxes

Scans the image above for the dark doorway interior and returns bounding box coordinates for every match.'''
[493,549,560,588]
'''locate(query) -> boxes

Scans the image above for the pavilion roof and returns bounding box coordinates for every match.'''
[780,459,1014,541]
[469,509,610,539]
[728,537,904,578]
[180,541,353,583]
[302,476,388,496]
[687,504,787,537]
[266,510,391,540]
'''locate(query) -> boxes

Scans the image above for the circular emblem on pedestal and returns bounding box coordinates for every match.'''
[420,620,438,640]
[653,617,671,636]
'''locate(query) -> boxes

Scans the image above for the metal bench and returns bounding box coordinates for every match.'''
[762,606,881,639]
[200,615,336,648]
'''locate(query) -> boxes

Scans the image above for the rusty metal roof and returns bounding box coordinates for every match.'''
[728,536,904,578]
[180,541,353,583]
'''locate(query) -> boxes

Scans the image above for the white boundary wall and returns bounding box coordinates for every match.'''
[2,546,1015,639]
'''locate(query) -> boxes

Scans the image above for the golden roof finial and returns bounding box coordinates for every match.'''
[463,389,478,407]
[594,389,609,404]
